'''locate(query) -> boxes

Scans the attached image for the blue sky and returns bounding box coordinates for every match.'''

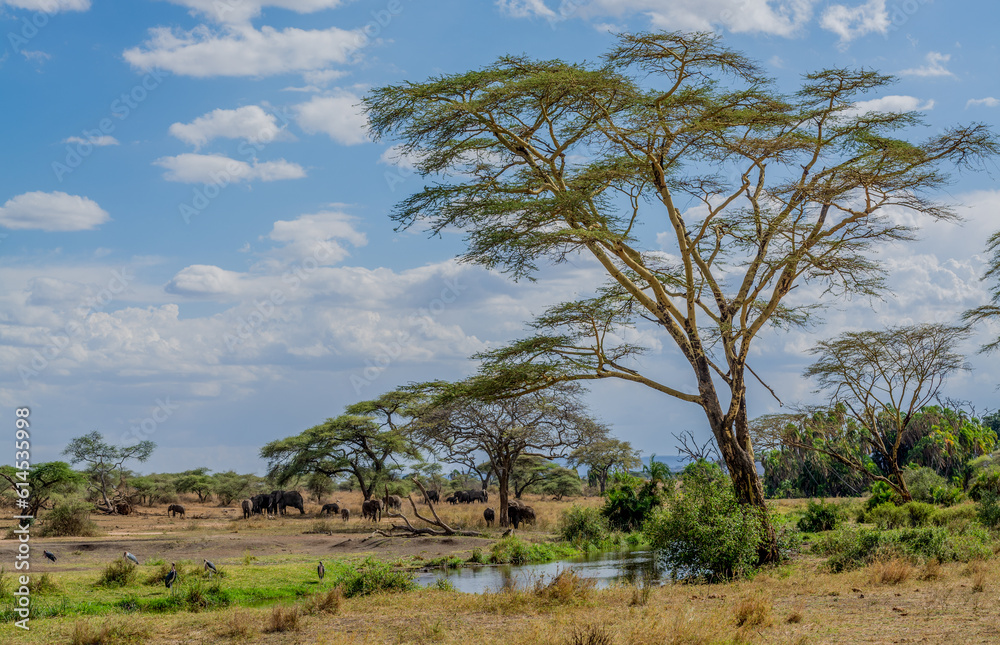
[1,0,999,475]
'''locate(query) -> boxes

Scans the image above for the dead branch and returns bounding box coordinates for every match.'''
[373,477,483,537]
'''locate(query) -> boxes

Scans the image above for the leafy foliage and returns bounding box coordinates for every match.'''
[601,470,664,532]
[39,498,101,537]
[644,461,766,581]
[797,499,842,532]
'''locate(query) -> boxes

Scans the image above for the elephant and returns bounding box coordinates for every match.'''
[445,495,457,505]
[167,504,185,518]
[341,507,350,522]
[241,499,251,519]
[277,490,305,515]
[425,490,440,504]
[483,507,495,527]
[456,490,471,504]
[268,490,283,515]
[362,499,383,522]
[507,502,536,529]
[321,502,340,515]
[467,489,488,503]
[384,494,402,513]
[251,494,267,515]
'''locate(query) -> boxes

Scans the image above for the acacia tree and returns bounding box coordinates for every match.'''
[365,31,996,560]
[419,383,605,526]
[62,431,155,514]
[568,437,641,495]
[261,389,423,500]
[778,324,971,501]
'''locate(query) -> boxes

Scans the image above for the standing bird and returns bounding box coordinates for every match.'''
[43,550,57,562]
[204,559,217,577]
[317,561,325,584]
[124,551,140,565]
[165,563,177,594]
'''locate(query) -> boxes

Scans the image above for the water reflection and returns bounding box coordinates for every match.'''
[415,550,664,594]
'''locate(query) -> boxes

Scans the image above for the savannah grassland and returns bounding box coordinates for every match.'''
[1,494,999,645]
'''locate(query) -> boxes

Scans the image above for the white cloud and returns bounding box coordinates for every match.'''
[123,24,367,78]
[264,211,368,266]
[164,0,346,25]
[293,92,369,145]
[0,191,109,231]
[168,106,288,149]
[63,135,119,146]
[1,0,89,11]
[967,97,999,109]
[499,0,816,37]
[153,153,306,183]
[900,51,955,78]
[820,0,888,44]
[845,94,934,116]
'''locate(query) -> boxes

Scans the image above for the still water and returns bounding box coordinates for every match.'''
[415,550,663,594]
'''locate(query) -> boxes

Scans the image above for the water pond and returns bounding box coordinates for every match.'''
[415,550,664,594]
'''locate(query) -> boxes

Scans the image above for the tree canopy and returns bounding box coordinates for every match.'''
[365,30,997,560]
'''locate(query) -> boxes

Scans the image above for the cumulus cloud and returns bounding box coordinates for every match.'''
[0,191,110,231]
[153,153,305,183]
[123,24,367,78]
[1,0,89,11]
[820,0,888,44]
[498,0,815,37]
[164,0,346,25]
[900,51,955,78]
[63,135,119,146]
[967,97,999,109]
[265,211,368,264]
[168,105,289,149]
[293,92,369,145]
[845,94,934,116]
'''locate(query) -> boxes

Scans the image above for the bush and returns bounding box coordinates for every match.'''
[643,465,765,581]
[903,467,947,503]
[559,505,610,545]
[601,471,663,532]
[797,499,841,532]
[865,502,906,529]
[336,557,416,598]
[865,481,902,510]
[96,558,138,588]
[39,498,100,538]
[976,491,1000,529]
[816,525,993,572]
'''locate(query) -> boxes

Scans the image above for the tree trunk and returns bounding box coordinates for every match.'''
[498,467,511,527]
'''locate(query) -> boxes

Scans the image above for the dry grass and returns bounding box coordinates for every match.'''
[565,624,614,645]
[535,569,596,605]
[214,610,258,640]
[919,558,943,581]
[868,558,912,585]
[68,618,151,645]
[302,586,344,614]
[733,593,772,628]
[967,561,987,592]
[266,605,300,633]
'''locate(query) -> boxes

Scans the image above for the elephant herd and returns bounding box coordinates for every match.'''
[242,490,305,518]
[231,487,535,529]
[444,489,489,504]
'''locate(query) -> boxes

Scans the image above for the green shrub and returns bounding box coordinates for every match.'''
[903,502,936,527]
[816,525,993,572]
[335,557,416,598]
[970,470,1000,501]
[976,491,1000,529]
[797,499,841,532]
[601,472,664,532]
[39,498,100,538]
[931,485,963,507]
[864,502,906,529]
[931,503,978,531]
[865,481,902,510]
[903,467,947,503]
[96,558,138,588]
[559,505,610,545]
[643,465,765,581]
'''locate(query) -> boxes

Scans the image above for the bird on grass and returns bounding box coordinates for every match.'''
[204,559,217,577]
[318,561,325,584]
[43,550,56,562]
[165,563,177,595]
[124,551,140,565]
